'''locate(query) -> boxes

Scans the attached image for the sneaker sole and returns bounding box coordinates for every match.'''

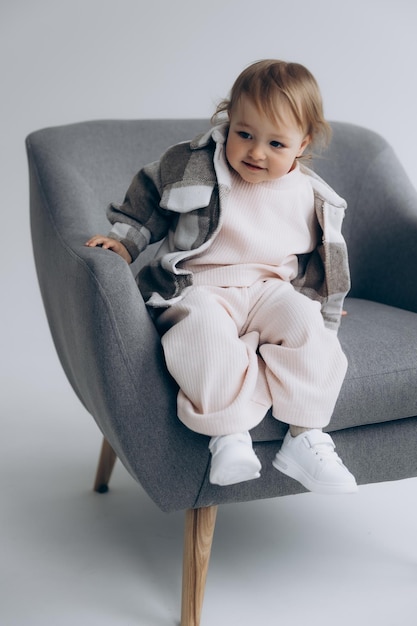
[272,453,358,495]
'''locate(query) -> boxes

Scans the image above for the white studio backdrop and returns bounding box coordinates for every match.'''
[2,3,417,624]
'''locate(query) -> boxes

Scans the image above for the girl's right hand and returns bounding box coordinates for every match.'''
[85,235,132,264]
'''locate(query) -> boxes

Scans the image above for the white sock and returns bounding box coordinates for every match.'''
[289,425,322,438]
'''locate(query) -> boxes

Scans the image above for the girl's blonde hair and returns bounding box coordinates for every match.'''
[212,59,332,151]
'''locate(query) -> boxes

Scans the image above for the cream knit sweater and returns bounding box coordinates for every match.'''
[183,163,318,287]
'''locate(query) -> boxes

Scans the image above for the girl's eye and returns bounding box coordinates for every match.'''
[270,140,284,148]
[238,131,251,140]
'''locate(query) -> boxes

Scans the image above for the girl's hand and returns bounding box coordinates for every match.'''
[85,235,132,264]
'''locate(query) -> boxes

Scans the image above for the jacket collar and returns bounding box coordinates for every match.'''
[300,163,346,208]
[190,123,228,150]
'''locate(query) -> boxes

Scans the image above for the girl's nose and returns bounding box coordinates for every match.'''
[248,142,265,160]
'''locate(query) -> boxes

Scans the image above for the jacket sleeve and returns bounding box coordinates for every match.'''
[107,160,174,262]
[292,199,350,333]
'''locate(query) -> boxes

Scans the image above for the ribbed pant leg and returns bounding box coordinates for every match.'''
[156,286,271,436]
[246,280,347,429]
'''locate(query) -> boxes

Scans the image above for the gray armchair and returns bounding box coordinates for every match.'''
[27,119,417,626]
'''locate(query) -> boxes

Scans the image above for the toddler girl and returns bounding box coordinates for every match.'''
[86,59,357,494]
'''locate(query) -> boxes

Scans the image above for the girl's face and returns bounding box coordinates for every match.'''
[226,96,310,184]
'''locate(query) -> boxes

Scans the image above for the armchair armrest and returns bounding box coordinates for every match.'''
[316,123,417,313]
[27,134,209,512]
[350,145,417,312]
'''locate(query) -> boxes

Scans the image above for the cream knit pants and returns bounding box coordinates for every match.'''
[156,279,347,436]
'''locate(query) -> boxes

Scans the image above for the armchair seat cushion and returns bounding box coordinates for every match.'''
[251,297,417,442]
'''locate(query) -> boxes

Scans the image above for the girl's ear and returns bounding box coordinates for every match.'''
[297,135,311,157]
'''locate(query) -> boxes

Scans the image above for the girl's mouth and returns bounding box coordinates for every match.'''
[243,161,265,171]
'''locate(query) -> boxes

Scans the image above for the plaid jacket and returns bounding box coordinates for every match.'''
[107,125,350,331]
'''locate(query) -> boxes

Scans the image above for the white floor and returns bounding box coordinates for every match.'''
[3,341,417,626]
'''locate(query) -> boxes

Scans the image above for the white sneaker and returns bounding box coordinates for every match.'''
[209,432,262,486]
[273,429,358,494]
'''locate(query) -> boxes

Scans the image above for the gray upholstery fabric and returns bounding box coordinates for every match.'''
[27,120,417,512]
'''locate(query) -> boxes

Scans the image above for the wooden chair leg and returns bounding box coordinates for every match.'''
[181,505,218,626]
[93,437,117,493]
